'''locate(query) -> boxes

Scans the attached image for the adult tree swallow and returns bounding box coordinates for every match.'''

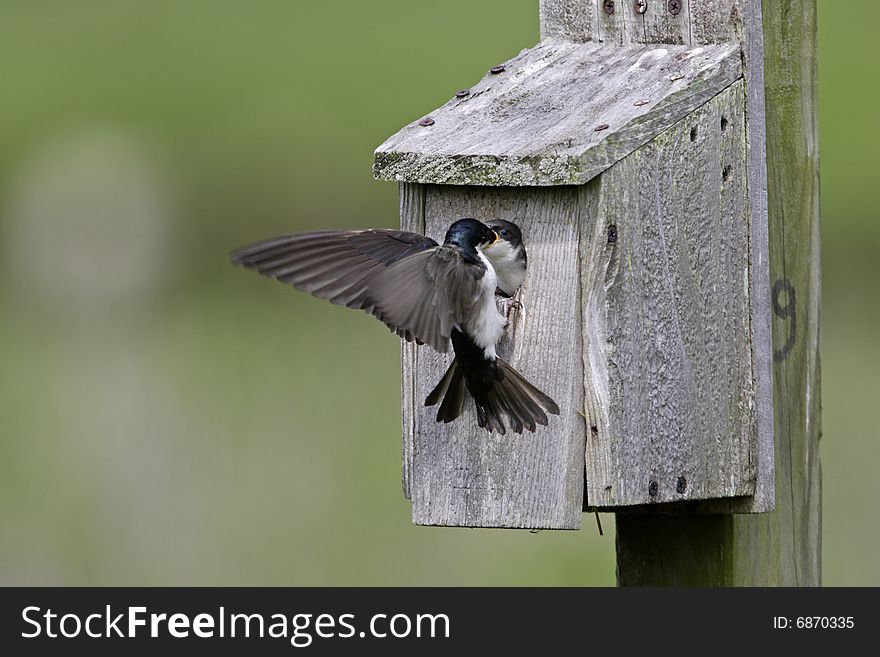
[231,218,558,434]
[425,218,535,429]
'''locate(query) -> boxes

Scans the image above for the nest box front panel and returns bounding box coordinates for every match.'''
[400,184,587,529]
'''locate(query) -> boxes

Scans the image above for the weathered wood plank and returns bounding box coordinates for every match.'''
[539,0,596,42]
[607,65,772,514]
[642,0,690,45]
[595,0,625,45]
[617,0,820,585]
[730,0,821,584]
[374,41,741,187]
[582,81,756,508]
[716,76,760,503]
[597,0,691,45]
[690,0,738,45]
[540,0,735,46]
[405,186,586,529]
[399,183,426,500]
[738,0,774,517]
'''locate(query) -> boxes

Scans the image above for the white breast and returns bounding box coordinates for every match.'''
[484,240,525,296]
[465,250,507,360]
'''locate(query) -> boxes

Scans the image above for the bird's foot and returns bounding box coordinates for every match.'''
[501,296,524,327]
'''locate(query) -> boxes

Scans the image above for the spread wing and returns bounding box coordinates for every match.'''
[230,229,438,339]
[365,246,486,353]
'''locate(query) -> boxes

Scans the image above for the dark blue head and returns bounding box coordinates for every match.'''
[443,218,498,251]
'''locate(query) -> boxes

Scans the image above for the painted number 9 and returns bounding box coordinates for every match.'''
[772,279,796,363]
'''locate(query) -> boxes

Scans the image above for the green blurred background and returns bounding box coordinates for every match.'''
[0,1,875,585]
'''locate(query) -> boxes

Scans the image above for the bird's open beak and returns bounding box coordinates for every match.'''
[487,230,499,246]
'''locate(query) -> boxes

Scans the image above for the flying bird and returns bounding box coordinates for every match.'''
[424,218,535,428]
[230,218,558,434]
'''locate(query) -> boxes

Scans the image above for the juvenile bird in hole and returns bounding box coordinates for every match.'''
[484,219,527,322]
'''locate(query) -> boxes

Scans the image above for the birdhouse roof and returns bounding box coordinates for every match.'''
[373,40,740,186]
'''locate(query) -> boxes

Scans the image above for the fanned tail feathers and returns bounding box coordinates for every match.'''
[425,355,559,435]
[426,360,467,425]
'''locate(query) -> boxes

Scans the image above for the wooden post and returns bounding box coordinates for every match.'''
[615,0,821,585]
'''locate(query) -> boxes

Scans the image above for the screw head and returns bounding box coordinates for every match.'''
[418,117,435,127]
[648,480,659,497]
[635,0,648,14]
[668,0,681,15]
[607,225,618,243]
[455,89,470,98]
[676,476,687,494]
[490,65,506,74]
[603,0,616,15]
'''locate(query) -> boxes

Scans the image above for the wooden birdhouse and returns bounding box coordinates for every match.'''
[373,0,775,529]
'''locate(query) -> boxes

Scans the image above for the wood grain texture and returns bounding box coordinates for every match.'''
[403,186,586,529]
[617,0,820,585]
[539,1,739,46]
[582,82,756,508]
[729,0,821,584]
[399,183,426,500]
[374,41,741,187]
[595,0,626,46]
[641,0,690,45]
[540,0,596,42]
[740,0,774,518]
[689,1,738,45]
[596,0,691,46]
[611,0,772,518]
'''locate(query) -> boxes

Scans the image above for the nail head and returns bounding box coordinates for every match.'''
[490,65,506,74]
[676,476,687,494]
[418,117,435,127]
[455,89,470,98]
[594,123,610,131]
[603,0,616,14]
[668,0,681,15]
[635,0,648,14]
[648,480,659,497]
[607,225,618,243]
